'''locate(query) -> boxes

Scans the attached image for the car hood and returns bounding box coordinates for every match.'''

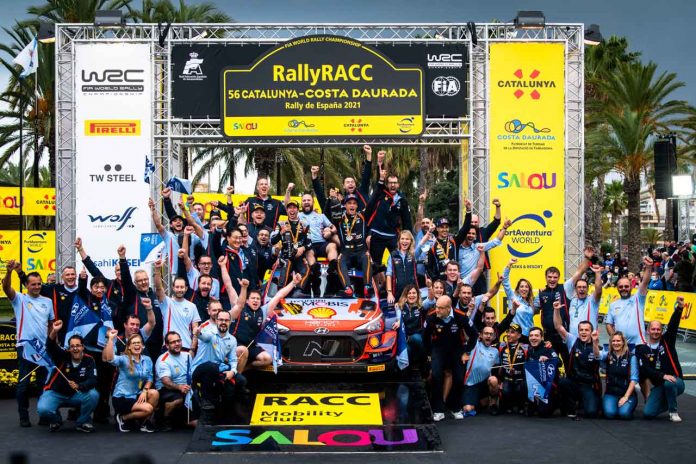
[274,297,382,332]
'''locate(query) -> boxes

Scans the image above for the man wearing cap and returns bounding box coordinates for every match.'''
[468,199,502,294]
[246,178,287,229]
[497,323,529,414]
[426,217,458,282]
[270,199,312,294]
[333,189,380,297]
[245,203,268,241]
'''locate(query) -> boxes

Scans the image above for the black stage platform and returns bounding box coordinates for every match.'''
[186,370,442,453]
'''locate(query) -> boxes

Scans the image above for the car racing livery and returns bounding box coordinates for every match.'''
[271,296,398,372]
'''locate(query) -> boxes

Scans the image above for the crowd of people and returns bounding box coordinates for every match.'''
[2,144,687,433]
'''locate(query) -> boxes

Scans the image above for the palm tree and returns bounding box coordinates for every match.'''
[583,37,639,248]
[132,0,230,23]
[27,0,133,22]
[641,227,662,248]
[0,23,55,187]
[600,61,693,269]
[603,180,627,246]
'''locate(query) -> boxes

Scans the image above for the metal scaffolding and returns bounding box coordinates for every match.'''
[54,22,584,278]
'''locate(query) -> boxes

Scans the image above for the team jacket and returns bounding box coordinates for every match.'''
[271,219,311,260]
[636,306,684,386]
[45,338,98,397]
[423,309,476,353]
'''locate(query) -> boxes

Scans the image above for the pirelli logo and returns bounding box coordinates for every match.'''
[84,120,141,136]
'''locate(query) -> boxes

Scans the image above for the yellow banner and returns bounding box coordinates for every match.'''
[250,393,382,426]
[597,288,696,332]
[181,192,315,221]
[0,230,56,297]
[0,187,56,216]
[488,42,565,292]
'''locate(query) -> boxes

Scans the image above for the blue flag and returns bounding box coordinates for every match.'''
[525,358,558,404]
[140,232,165,263]
[184,355,193,410]
[396,312,410,370]
[19,338,55,369]
[254,314,283,374]
[64,296,114,350]
[165,176,192,195]
[144,156,156,184]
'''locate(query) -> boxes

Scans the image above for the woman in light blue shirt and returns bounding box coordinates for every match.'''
[502,258,535,335]
[103,330,159,432]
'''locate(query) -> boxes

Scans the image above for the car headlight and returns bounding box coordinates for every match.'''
[277,322,289,334]
[354,318,383,334]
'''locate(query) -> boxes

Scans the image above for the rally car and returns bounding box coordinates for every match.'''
[262,271,399,373]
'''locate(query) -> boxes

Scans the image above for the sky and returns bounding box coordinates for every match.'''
[0,0,695,106]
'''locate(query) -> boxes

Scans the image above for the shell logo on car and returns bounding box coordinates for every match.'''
[307,307,337,319]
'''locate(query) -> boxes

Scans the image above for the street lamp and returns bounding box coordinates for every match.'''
[584,24,603,45]
[38,20,55,44]
[514,11,545,29]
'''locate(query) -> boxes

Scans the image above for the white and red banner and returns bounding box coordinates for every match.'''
[74,43,152,277]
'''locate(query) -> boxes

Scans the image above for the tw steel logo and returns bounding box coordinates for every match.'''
[497,69,556,100]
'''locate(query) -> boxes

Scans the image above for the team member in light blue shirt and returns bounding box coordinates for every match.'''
[103,329,158,432]
[191,310,240,412]
[457,218,510,280]
[606,256,653,348]
[568,264,603,336]
[156,331,196,430]
[462,324,501,416]
[502,258,535,335]
[3,260,55,427]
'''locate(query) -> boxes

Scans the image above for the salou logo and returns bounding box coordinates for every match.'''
[497,171,557,190]
[497,69,556,100]
[427,53,463,69]
[432,76,460,96]
[87,207,137,231]
[506,210,554,258]
[180,52,206,81]
[212,427,418,447]
[80,68,145,93]
[89,164,136,183]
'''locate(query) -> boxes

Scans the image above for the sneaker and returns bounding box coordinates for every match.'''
[432,412,445,422]
[140,420,156,433]
[115,414,130,433]
[567,411,577,419]
[19,418,31,428]
[489,404,499,416]
[200,399,216,411]
[75,423,95,433]
[364,285,373,298]
[669,412,683,423]
[464,410,477,417]
[451,410,464,420]
[48,422,62,432]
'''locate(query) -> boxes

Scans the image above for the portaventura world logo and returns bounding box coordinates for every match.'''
[507,210,554,258]
[497,69,556,99]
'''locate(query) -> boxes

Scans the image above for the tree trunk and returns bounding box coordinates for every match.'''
[663,198,674,242]
[419,147,428,193]
[624,177,642,271]
[593,177,605,248]
[584,180,595,246]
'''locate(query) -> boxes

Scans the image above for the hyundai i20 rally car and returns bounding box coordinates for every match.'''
[262,273,398,373]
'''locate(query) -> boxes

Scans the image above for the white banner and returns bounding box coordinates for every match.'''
[74,43,152,278]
